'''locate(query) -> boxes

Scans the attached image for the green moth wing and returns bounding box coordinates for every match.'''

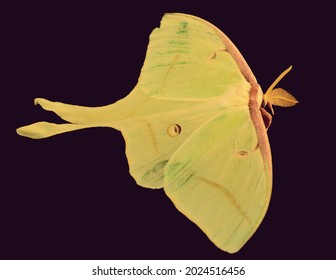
[138,13,250,100]
[164,109,270,253]
[17,13,297,253]
[19,90,225,189]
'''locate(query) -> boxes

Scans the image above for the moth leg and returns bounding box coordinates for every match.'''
[260,107,272,130]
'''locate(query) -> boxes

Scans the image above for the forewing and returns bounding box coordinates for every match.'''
[138,13,249,100]
[164,109,272,253]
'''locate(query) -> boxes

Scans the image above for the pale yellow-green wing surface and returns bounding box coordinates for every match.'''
[16,13,281,253]
[164,109,270,253]
[17,90,225,189]
[138,13,250,100]
[17,13,252,190]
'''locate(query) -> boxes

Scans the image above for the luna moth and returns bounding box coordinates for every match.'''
[17,13,298,253]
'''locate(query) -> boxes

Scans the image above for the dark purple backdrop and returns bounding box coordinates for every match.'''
[4,1,334,259]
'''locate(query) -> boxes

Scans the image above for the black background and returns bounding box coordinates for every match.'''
[3,1,335,259]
